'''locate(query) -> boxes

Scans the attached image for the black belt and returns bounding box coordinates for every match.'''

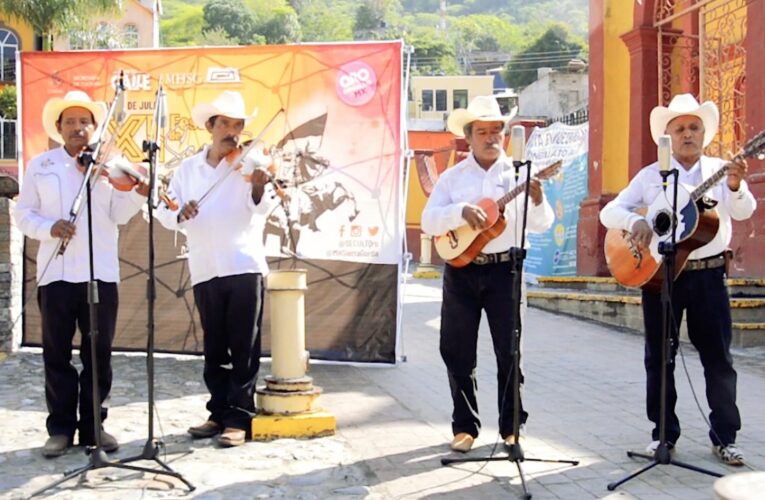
[472,252,511,265]
[684,253,726,272]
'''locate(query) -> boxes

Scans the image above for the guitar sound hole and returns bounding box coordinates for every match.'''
[654,211,672,236]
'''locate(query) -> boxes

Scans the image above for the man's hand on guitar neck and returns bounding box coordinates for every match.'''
[630,220,653,250]
[726,157,748,192]
[462,204,489,230]
[529,178,543,206]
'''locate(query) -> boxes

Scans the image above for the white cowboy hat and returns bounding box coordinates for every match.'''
[42,90,107,145]
[191,90,258,129]
[649,93,719,147]
[447,95,517,137]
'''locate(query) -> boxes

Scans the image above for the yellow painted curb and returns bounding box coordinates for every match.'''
[251,410,336,441]
[536,276,616,284]
[527,290,642,305]
[732,322,765,330]
[413,268,441,279]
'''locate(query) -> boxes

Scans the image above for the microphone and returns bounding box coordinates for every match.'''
[658,135,672,189]
[114,90,127,125]
[115,70,127,125]
[511,125,525,165]
[159,85,169,129]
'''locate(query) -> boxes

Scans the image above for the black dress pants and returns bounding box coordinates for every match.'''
[440,261,526,439]
[193,273,263,432]
[641,266,741,446]
[38,280,118,442]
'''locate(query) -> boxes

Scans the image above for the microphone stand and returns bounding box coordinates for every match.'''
[30,81,193,498]
[442,159,579,500]
[117,85,194,491]
[607,165,722,491]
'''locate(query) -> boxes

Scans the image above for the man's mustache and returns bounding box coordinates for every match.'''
[222,136,238,144]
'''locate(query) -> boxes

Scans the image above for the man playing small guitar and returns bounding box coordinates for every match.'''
[421,95,554,453]
[600,94,757,466]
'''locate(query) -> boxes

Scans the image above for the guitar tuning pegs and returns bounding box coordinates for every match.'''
[757,153,765,161]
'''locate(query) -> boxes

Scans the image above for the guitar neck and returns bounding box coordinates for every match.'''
[689,154,742,201]
[496,184,525,210]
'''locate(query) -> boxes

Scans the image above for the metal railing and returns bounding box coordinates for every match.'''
[546,107,589,126]
[0,118,16,160]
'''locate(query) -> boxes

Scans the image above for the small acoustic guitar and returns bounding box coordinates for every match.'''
[434,160,562,268]
[605,129,765,291]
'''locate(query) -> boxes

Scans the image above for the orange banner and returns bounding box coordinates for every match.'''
[20,42,404,263]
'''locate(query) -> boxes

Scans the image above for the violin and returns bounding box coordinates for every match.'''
[226,141,288,200]
[103,156,179,211]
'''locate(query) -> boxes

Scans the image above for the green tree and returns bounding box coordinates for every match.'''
[406,27,458,76]
[0,0,121,50]
[161,4,205,47]
[298,0,354,42]
[502,23,584,90]
[0,85,16,119]
[257,6,302,44]
[353,0,401,40]
[203,0,258,45]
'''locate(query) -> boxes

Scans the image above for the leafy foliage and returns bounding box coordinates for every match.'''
[0,0,121,49]
[0,85,16,119]
[203,0,259,45]
[502,23,585,90]
[157,0,589,82]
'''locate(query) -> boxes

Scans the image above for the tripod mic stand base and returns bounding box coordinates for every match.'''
[441,441,579,500]
[29,442,196,497]
[606,448,723,491]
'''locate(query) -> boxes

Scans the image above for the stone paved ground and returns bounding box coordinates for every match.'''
[1,277,764,499]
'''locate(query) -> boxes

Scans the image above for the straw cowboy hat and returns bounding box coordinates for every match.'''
[42,90,107,145]
[191,90,258,129]
[649,93,719,147]
[447,95,518,138]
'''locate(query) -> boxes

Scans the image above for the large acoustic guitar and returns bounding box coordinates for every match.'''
[605,129,765,291]
[434,160,562,268]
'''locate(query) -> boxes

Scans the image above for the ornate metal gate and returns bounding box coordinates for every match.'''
[655,0,755,157]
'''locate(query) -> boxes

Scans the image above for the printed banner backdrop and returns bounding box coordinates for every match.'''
[19,42,403,363]
[524,122,589,278]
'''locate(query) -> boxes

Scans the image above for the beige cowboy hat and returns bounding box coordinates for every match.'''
[447,95,518,138]
[191,90,258,129]
[42,90,107,145]
[649,93,719,147]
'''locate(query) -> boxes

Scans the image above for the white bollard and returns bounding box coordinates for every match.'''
[267,269,309,380]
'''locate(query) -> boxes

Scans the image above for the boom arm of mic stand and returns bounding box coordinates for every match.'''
[58,80,127,255]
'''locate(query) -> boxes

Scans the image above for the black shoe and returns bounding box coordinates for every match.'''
[42,435,72,458]
[79,430,119,452]
[188,420,222,439]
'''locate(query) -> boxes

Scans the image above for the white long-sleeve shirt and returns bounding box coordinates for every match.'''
[600,155,757,260]
[421,152,555,253]
[155,146,277,286]
[14,147,146,286]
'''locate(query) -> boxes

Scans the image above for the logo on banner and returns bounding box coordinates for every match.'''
[336,61,377,106]
[207,67,240,83]
[159,73,202,89]
[112,71,151,91]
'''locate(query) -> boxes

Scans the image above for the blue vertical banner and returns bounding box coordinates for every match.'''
[523,122,589,278]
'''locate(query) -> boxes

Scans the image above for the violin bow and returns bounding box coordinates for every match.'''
[196,107,285,208]
[56,72,128,256]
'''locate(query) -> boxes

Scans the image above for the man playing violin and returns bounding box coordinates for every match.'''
[156,90,275,448]
[600,94,756,465]
[15,90,149,457]
[421,96,554,453]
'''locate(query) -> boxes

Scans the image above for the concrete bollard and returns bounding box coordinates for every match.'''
[413,233,441,279]
[267,269,309,380]
[251,269,336,440]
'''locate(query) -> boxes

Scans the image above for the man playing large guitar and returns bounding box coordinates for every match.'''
[600,94,757,466]
[421,95,554,453]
